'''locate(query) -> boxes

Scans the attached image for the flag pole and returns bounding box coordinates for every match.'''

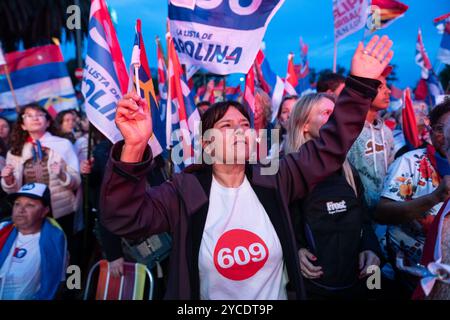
[82,123,93,262]
[166,32,174,178]
[333,40,337,73]
[134,64,141,97]
[1,64,20,113]
[133,20,142,99]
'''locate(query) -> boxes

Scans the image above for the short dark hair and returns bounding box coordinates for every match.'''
[316,73,345,93]
[182,101,251,173]
[429,97,450,127]
[201,101,250,132]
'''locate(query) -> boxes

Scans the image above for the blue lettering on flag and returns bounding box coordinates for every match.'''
[173,37,243,65]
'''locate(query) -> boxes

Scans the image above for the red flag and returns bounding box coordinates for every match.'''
[167,34,200,165]
[402,88,421,148]
[92,0,128,94]
[414,78,428,100]
[285,53,298,95]
[433,12,450,26]
[254,50,271,95]
[370,0,409,31]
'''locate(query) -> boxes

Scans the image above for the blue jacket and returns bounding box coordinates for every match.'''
[0,218,67,300]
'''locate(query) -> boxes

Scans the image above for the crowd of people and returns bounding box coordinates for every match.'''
[0,35,449,300]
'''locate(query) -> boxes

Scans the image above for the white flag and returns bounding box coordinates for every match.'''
[168,0,284,75]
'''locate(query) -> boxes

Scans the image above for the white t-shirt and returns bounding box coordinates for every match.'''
[199,176,288,300]
[0,232,41,300]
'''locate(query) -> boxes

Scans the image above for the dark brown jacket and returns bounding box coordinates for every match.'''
[100,75,381,300]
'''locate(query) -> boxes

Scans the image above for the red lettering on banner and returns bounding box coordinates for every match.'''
[333,0,362,19]
[213,229,269,281]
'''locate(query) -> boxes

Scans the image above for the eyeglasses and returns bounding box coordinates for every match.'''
[22,113,46,120]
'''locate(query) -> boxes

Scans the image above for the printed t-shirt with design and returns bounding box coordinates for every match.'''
[199,176,288,300]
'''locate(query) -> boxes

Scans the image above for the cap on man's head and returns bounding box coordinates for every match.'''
[381,65,393,78]
[8,183,51,208]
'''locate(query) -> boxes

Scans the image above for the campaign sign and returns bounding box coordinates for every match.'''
[333,0,368,42]
[168,0,285,75]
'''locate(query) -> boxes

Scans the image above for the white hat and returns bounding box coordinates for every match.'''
[8,183,51,208]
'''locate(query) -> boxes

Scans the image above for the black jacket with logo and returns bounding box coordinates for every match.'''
[294,166,381,292]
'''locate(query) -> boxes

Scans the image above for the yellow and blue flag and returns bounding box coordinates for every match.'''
[130,19,165,157]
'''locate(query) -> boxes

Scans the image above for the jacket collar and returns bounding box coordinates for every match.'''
[174,163,277,216]
[172,167,211,216]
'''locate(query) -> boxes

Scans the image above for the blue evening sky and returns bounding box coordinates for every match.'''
[65,0,449,89]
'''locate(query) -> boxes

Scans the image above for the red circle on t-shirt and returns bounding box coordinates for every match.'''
[213,229,269,281]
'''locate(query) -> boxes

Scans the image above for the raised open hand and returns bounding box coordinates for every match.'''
[351,35,394,79]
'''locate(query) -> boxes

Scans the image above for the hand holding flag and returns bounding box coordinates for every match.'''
[115,92,153,163]
[128,19,164,157]
[351,35,394,79]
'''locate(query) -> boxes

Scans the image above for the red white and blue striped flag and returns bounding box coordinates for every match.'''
[0,44,77,115]
[295,37,312,95]
[82,0,128,143]
[415,28,433,79]
[156,36,168,128]
[254,49,284,122]
[167,33,201,167]
[434,13,450,65]
[415,28,444,106]
[244,64,256,117]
